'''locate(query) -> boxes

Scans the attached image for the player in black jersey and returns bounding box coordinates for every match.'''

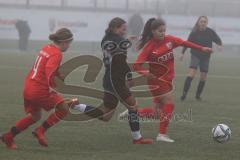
[180,16,223,101]
[73,17,153,144]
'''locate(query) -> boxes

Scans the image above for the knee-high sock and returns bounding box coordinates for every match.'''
[159,104,174,134]
[196,81,206,97]
[73,104,104,118]
[137,108,154,117]
[183,76,193,95]
[128,110,142,140]
[41,109,68,132]
[9,114,37,137]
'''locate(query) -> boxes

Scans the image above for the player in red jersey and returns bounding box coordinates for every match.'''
[119,18,212,142]
[0,28,84,149]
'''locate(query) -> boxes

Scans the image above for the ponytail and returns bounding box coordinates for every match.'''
[137,18,156,50]
[137,18,166,50]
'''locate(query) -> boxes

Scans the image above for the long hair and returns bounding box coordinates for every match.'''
[105,17,126,35]
[192,16,208,32]
[138,18,166,50]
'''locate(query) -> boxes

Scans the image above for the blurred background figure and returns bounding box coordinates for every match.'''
[128,13,144,36]
[15,20,31,51]
[180,16,223,101]
[128,13,144,52]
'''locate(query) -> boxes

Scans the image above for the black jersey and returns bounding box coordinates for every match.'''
[101,32,132,95]
[184,27,222,58]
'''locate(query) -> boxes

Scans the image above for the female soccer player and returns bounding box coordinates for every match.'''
[0,28,89,149]
[119,18,212,142]
[73,17,153,144]
[180,16,223,101]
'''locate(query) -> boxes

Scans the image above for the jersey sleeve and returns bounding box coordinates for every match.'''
[182,32,194,54]
[210,29,222,45]
[45,54,62,88]
[133,42,153,76]
[171,35,204,51]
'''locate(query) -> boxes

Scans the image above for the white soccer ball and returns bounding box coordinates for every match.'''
[212,124,231,143]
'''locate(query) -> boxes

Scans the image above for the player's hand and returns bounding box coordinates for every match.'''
[202,47,213,54]
[57,72,65,81]
[217,45,223,52]
[179,53,184,61]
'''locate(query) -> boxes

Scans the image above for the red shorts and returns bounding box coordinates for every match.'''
[148,78,173,103]
[24,91,64,113]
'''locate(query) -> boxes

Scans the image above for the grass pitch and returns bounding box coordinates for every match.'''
[0,50,240,160]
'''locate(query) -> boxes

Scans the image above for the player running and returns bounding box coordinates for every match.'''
[180,16,223,101]
[72,17,153,144]
[0,28,91,149]
[119,18,212,142]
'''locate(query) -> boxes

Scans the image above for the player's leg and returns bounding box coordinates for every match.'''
[1,110,41,149]
[156,93,175,142]
[32,100,70,147]
[71,92,118,121]
[181,54,199,101]
[119,98,161,119]
[121,95,153,144]
[196,57,209,100]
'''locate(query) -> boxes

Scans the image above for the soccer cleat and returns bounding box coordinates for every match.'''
[32,127,48,147]
[1,133,17,149]
[156,134,175,143]
[181,92,187,101]
[195,96,202,101]
[118,109,129,120]
[133,137,153,144]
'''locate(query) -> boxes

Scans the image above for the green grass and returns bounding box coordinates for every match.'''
[0,51,240,160]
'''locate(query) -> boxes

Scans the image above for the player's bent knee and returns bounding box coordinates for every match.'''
[56,102,69,112]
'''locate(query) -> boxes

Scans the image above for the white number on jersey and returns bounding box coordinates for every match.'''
[31,56,43,79]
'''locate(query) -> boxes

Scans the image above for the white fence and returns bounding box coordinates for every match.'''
[0,0,240,17]
[1,7,240,45]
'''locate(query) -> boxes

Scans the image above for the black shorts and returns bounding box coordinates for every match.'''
[103,73,132,109]
[189,54,210,73]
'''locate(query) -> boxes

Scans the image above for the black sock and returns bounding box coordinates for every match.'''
[196,81,206,98]
[183,76,193,95]
[85,106,104,118]
[128,110,140,132]
[42,121,51,131]
[10,127,20,137]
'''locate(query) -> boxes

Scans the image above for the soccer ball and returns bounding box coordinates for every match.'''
[212,124,231,143]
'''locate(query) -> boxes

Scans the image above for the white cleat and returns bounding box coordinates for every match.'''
[156,134,175,143]
[118,109,129,120]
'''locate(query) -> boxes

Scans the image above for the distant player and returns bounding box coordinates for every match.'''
[0,28,91,149]
[119,18,212,142]
[72,17,153,144]
[180,16,223,101]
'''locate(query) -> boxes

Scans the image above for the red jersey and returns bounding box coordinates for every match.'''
[134,35,204,81]
[24,44,62,99]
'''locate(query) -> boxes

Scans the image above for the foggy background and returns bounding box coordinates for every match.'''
[0,0,240,54]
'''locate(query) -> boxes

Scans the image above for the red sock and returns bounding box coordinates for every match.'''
[41,109,68,131]
[138,107,154,117]
[8,114,36,137]
[159,104,174,134]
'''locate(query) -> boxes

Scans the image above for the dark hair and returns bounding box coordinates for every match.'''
[105,17,126,34]
[192,16,208,32]
[138,18,166,50]
[49,28,73,43]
